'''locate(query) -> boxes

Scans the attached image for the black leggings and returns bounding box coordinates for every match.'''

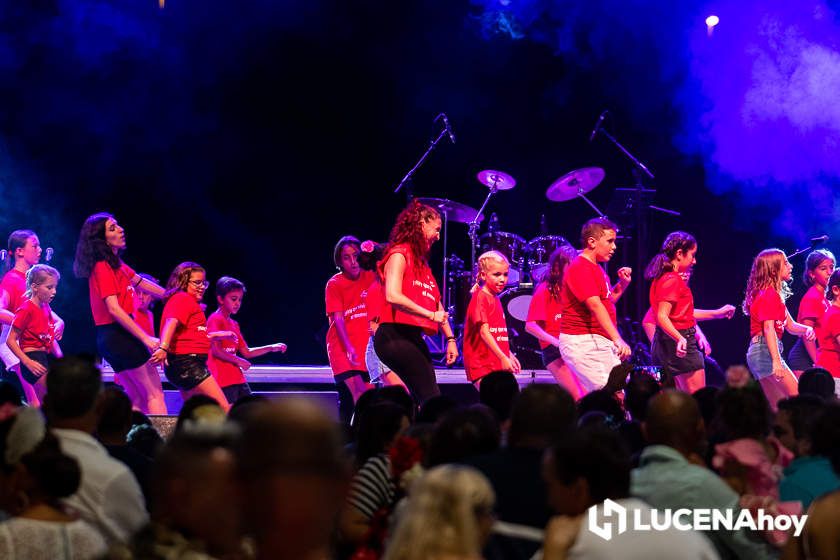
[374,323,440,405]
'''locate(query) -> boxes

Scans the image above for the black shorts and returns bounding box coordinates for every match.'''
[334,369,371,384]
[541,344,562,368]
[787,338,814,371]
[651,326,705,378]
[96,323,151,373]
[20,351,50,385]
[164,354,211,391]
[222,383,253,405]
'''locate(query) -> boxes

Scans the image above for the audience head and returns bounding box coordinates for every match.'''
[0,381,22,407]
[479,370,520,424]
[384,465,495,560]
[44,355,103,425]
[543,426,631,515]
[0,407,80,514]
[798,368,836,401]
[151,425,241,555]
[126,424,164,460]
[508,384,576,449]
[425,406,500,467]
[625,371,662,422]
[355,402,410,467]
[713,383,772,441]
[227,394,270,426]
[416,395,458,424]
[236,399,349,560]
[376,385,416,423]
[643,390,706,457]
[577,389,624,424]
[775,395,826,456]
[175,395,226,434]
[97,386,134,442]
[691,386,720,432]
[808,403,840,474]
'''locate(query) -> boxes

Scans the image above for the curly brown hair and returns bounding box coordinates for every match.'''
[386,200,441,263]
[543,244,578,300]
[164,261,206,301]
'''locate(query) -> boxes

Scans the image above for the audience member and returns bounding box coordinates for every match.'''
[44,355,147,544]
[797,367,836,401]
[478,370,520,427]
[416,394,457,424]
[425,405,500,467]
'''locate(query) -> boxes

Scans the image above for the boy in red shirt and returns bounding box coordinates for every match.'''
[464,251,521,384]
[207,276,288,405]
[557,218,632,394]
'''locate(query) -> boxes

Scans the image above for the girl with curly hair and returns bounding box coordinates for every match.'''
[374,200,458,405]
[743,249,815,408]
[158,262,236,411]
[73,213,167,414]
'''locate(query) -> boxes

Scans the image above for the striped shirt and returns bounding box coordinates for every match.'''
[347,453,395,519]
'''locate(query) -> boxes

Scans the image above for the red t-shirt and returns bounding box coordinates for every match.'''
[377,244,441,335]
[817,306,840,377]
[325,270,374,375]
[463,289,510,382]
[364,280,384,325]
[559,256,616,338]
[0,269,26,312]
[161,291,210,354]
[649,271,696,330]
[526,282,563,349]
[749,288,786,340]
[88,260,136,326]
[206,310,248,387]
[133,309,155,337]
[12,299,56,350]
[798,285,829,341]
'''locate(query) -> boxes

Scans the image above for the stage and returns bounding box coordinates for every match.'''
[101,365,557,415]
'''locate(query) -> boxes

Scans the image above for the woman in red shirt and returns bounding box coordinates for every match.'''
[525,245,581,399]
[74,213,168,414]
[159,262,236,411]
[788,250,835,376]
[817,270,840,394]
[374,200,458,405]
[644,231,734,392]
[743,249,815,408]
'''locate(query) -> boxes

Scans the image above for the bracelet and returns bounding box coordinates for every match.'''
[446,336,457,343]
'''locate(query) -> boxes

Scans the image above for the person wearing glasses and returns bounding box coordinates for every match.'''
[159,262,237,411]
[74,213,168,414]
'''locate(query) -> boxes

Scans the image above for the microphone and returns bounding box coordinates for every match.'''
[488,213,500,233]
[436,113,456,144]
[811,235,829,245]
[45,247,54,262]
[589,110,609,142]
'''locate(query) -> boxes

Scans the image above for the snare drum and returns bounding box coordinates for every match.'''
[500,285,543,369]
[480,231,527,285]
[528,235,573,283]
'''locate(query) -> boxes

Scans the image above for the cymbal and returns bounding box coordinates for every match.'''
[416,197,483,224]
[477,170,516,191]
[546,167,605,202]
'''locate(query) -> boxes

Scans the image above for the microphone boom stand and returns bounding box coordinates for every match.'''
[394,127,450,200]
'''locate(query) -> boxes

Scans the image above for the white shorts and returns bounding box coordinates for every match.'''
[0,324,19,369]
[557,332,620,393]
[834,377,840,399]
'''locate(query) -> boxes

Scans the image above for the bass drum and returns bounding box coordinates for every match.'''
[500,285,544,370]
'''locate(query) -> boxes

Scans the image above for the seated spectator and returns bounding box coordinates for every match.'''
[780,398,840,508]
[44,355,147,544]
[96,387,152,507]
[631,390,777,559]
[112,425,244,559]
[466,384,576,560]
[175,394,226,434]
[425,405,500,467]
[236,398,350,560]
[416,395,457,424]
[383,465,495,560]
[797,367,836,401]
[354,402,411,469]
[126,423,164,461]
[541,426,718,559]
[479,370,520,428]
[0,380,22,407]
[624,371,661,423]
[0,407,107,559]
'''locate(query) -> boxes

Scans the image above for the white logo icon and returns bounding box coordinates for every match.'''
[588,499,627,541]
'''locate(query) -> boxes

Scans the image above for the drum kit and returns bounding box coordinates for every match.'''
[419,166,607,367]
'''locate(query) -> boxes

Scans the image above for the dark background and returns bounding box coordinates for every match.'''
[1,0,833,370]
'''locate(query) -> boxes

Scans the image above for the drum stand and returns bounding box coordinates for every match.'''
[468,179,501,271]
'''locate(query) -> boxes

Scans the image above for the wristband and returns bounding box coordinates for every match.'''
[446,336,457,343]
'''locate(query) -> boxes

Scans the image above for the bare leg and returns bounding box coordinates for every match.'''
[546,359,582,400]
[14,366,39,408]
[113,372,141,410]
[34,375,48,402]
[182,375,230,412]
[759,374,798,411]
[120,363,167,415]
[344,374,374,402]
[674,369,706,394]
[379,371,408,391]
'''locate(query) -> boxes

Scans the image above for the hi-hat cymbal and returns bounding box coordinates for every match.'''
[477,170,516,191]
[546,167,605,202]
[416,197,483,224]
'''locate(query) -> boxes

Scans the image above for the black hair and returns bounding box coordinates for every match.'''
[44,355,102,420]
[644,231,697,281]
[624,371,662,422]
[508,384,576,448]
[777,395,826,442]
[216,276,247,299]
[798,368,836,400]
[358,241,386,272]
[803,249,836,287]
[425,406,500,467]
[577,389,624,424]
[713,384,772,441]
[827,270,840,302]
[333,235,361,269]
[97,386,134,439]
[416,395,458,424]
[6,229,37,272]
[549,426,631,503]
[355,402,409,467]
[478,370,520,423]
[810,404,840,474]
[0,381,22,407]
[73,213,120,278]
[579,217,618,248]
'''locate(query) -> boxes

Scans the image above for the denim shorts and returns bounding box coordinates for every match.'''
[746,337,786,380]
[365,336,389,383]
